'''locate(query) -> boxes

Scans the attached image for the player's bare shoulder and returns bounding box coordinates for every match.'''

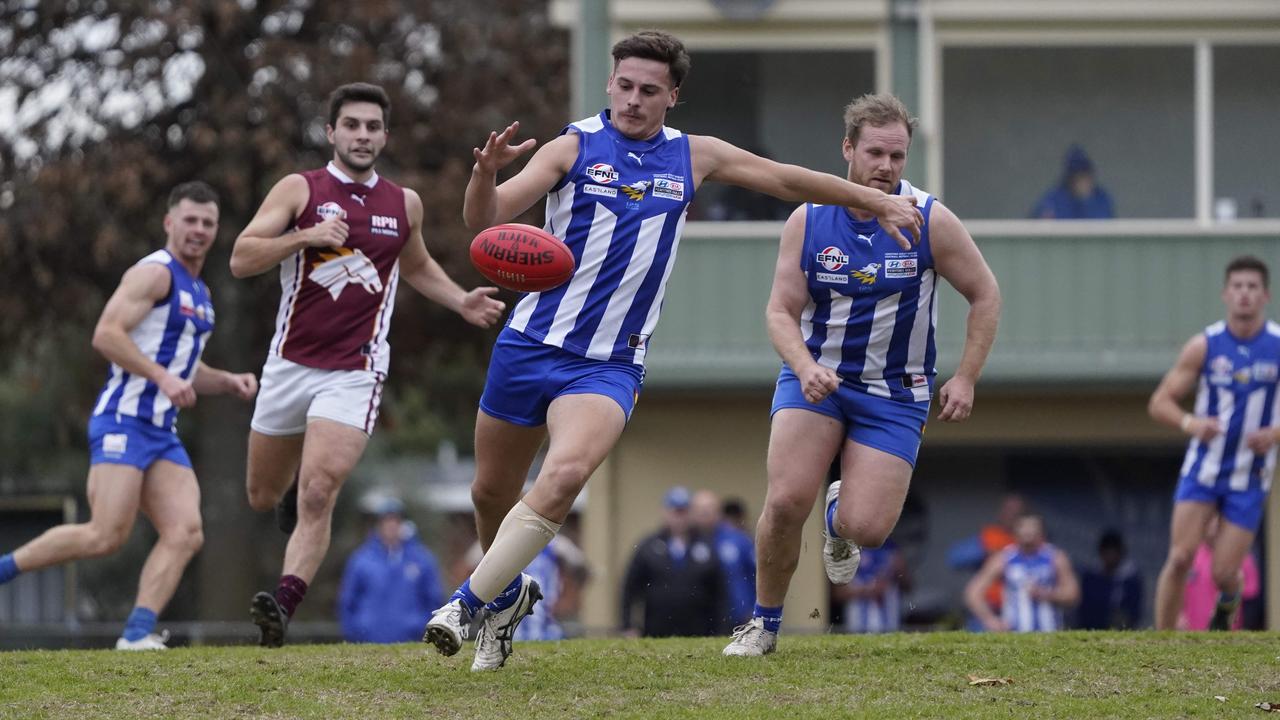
[120,261,174,299]
[1178,332,1210,364]
[402,187,424,223]
[254,172,311,223]
[537,132,582,172]
[924,200,964,240]
[686,134,732,184]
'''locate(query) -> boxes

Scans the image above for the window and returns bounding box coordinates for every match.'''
[673,49,876,221]
[1214,45,1280,219]
[941,46,1195,219]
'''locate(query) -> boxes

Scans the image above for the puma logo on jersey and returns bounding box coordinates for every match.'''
[851,262,881,285]
[622,180,651,201]
[310,248,383,300]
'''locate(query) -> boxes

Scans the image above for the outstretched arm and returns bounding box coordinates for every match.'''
[690,135,922,250]
[1149,334,1220,442]
[766,206,839,404]
[191,361,257,400]
[463,122,579,231]
[230,174,348,278]
[400,189,505,327]
[93,264,198,408]
[930,202,1000,422]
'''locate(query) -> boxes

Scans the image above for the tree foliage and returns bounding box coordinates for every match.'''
[0,0,569,619]
[0,0,570,480]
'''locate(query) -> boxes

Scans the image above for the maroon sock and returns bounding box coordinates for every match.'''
[274,575,308,617]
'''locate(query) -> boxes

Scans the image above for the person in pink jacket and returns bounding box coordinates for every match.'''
[1179,516,1259,631]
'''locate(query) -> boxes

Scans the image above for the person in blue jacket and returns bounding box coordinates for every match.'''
[1031,144,1115,219]
[691,489,756,627]
[338,496,444,643]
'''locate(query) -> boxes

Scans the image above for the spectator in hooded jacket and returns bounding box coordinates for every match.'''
[1031,144,1115,219]
[337,496,444,643]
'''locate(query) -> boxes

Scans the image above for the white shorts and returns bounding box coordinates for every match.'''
[250,355,385,436]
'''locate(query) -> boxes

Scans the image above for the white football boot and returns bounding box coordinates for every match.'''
[424,599,481,657]
[471,574,543,672]
[722,617,777,657]
[115,630,170,651]
[822,481,861,585]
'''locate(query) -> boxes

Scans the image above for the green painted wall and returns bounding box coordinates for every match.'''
[643,229,1280,388]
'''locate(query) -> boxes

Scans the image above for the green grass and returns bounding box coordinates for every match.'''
[1,632,1278,719]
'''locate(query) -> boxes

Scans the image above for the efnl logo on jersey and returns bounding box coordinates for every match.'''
[310,248,383,300]
[585,163,621,198]
[1208,355,1235,385]
[316,201,346,221]
[586,163,618,184]
[815,246,850,285]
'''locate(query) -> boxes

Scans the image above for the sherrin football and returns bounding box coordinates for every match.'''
[470,223,575,293]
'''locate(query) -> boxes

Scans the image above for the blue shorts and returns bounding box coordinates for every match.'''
[771,366,929,467]
[1173,477,1268,533]
[88,414,192,470]
[479,328,645,427]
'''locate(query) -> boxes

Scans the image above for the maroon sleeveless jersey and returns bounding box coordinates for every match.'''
[268,164,410,372]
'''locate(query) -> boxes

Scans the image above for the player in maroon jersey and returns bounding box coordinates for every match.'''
[229,83,505,647]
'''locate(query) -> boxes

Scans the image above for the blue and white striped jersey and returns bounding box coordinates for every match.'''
[798,180,937,403]
[514,545,562,642]
[92,249,214,431]
[1000,544,1062,632]
[1179,320,1280,493]
[506,110,694,365]
[842,544,901,634]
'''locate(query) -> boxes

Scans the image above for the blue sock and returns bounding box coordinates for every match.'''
[0,554,19,585]
[825,497,839,537]
[122,607,157,642]
[755,603,783,634]
[485,575,524,612]
[450,579,485,616]
[1216,591,1241,609]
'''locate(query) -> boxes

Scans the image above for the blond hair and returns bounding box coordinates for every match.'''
[843,93,918,144]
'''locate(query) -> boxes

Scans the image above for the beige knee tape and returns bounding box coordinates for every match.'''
[469,500,562,602]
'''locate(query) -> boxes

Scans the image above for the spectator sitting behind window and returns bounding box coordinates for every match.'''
[1031,144,1115,219]
[337,495,444,643]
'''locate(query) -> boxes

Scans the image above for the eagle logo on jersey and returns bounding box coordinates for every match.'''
[621,180,651,201]
[310,248,383,300]
[851,262,881,285]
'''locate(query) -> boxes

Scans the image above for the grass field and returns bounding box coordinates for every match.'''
[1,631,1279,719]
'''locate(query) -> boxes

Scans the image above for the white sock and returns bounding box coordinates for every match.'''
[469,500,561,602]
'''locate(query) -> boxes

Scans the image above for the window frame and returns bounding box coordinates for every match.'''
[921,11,1280,228]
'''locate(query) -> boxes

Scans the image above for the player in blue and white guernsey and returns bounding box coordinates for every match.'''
[833,541,909,634]
[0,183,257,650]
[1149,255,1279,631]
[965,515,1079,632]
[724,94,1001,656]
[424,31,924,671]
